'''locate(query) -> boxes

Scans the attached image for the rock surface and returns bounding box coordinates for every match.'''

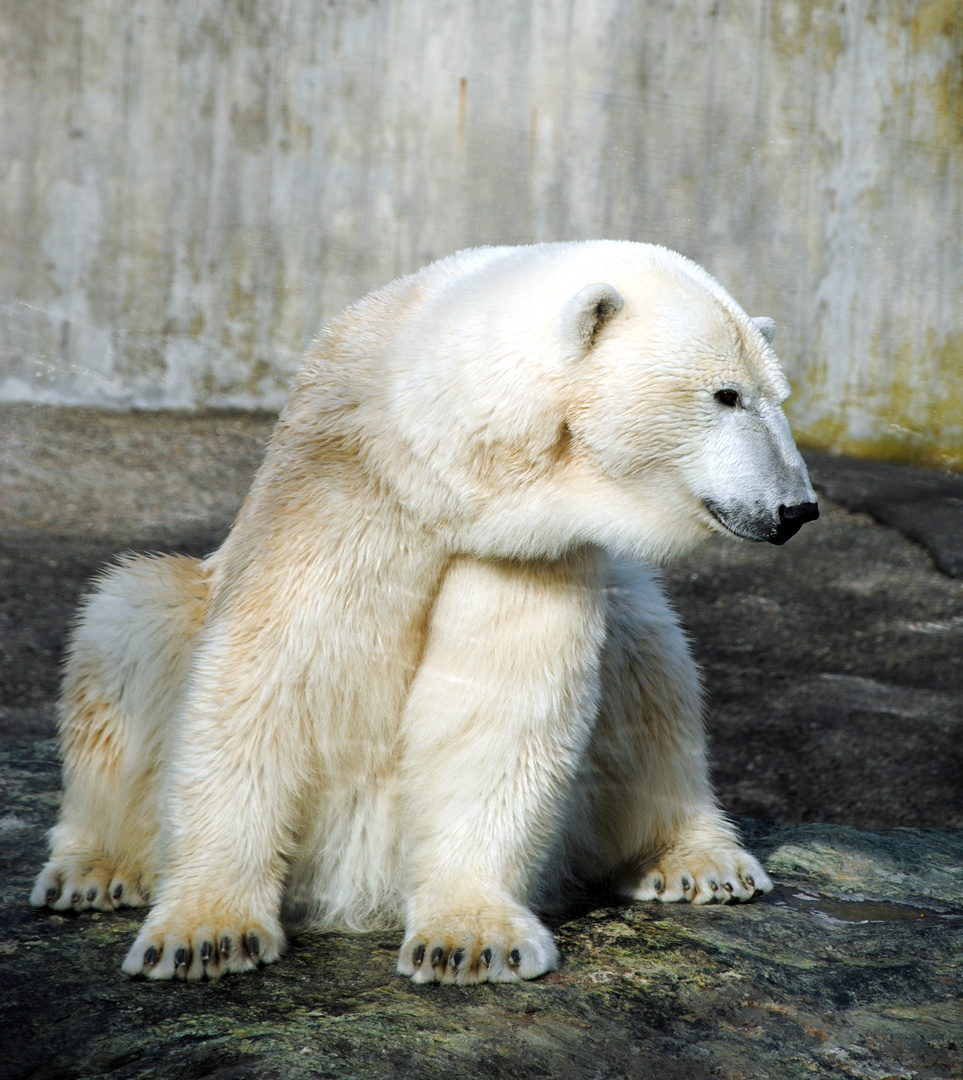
[2,766,960,1080]
[804,451,963,579]
[1,405,961,1079]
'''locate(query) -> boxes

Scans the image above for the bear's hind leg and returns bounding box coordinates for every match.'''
[30,554,208,913]
[568,558,771,905]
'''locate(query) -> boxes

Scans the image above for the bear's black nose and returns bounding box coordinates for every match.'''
[769,501,820,545]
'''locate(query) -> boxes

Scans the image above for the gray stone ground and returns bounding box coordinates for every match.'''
[1,405,961,1079]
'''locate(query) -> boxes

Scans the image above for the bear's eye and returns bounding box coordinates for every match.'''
[714,389,740,408]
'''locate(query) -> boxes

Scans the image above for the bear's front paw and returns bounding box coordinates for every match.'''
[398,901,558,985]
[628,848,772,905]
[30,855,151,912]
[122,905,285,981]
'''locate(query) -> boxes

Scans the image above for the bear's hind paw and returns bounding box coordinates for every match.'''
[30,856,150,912]
[628,849,772,906]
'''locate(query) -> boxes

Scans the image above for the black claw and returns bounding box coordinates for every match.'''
[508,948,521,967]
[681,877,691,891]
[200,941,213,963]
[745,876,755,889]
[174,947,188,968]
[85,887,97,902]
[429,947,443,967]
[70,891,82,905]
[654,878,665,895]
[411,944,425,967]
[143,946,158,967]
[244,932,261,960]
[219,936,232,958]
[45,886,59,905]
[709,880,719,892]
[480,947,493,967]
[724,881,734,893]
[112,883,124,901]
[450,949,465,970]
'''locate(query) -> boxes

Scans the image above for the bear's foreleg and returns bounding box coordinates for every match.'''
[397,551,608,984]
[568,558,772,904]
[120,627,310,981]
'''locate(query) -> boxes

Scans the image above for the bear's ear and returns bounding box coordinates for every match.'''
[563,283,625,352]
[751,317,777,345]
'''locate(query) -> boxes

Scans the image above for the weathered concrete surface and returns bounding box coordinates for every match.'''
[2,1,962,466]
[1,405,962,1078]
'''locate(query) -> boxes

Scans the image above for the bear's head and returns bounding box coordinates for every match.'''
[552,249,819,562]
[339,242,818,566]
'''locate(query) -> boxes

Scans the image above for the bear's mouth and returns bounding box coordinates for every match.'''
[703,499,776,544]
[704,499,818,545]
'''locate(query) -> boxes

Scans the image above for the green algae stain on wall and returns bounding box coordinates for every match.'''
[770,0,846,68]
[791,329,963,471]
[912,0,963,147]
[780,0,963,473]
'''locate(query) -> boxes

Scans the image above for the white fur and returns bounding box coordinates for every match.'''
[31,241,816,985]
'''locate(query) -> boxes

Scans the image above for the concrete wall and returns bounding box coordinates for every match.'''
[1,0,961,466]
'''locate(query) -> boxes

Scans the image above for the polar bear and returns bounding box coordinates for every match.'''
[31,241,818,985]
